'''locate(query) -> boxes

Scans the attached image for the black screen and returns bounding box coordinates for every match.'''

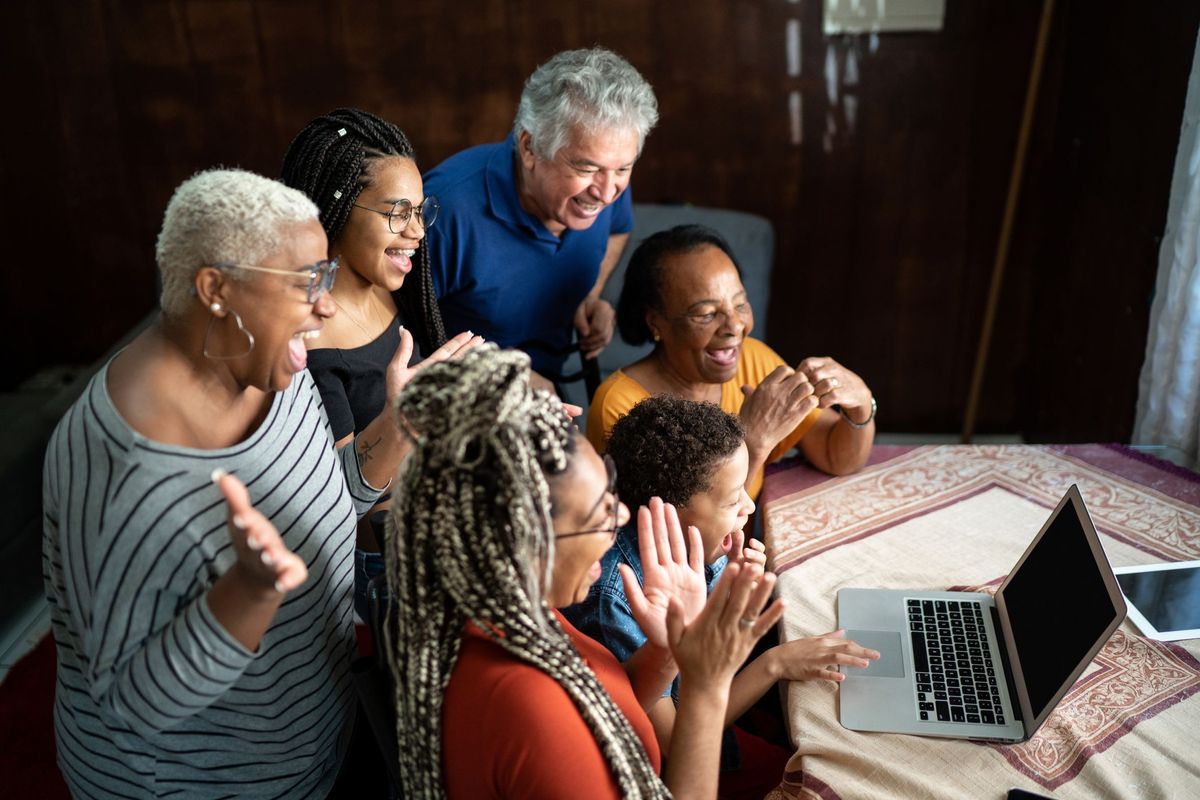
[1117,566,1200,632]
[1001,497,1118,719]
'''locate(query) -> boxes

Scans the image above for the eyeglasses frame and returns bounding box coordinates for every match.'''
[212,258,339,304]
[556,455,622,541]
[352,196,440,234]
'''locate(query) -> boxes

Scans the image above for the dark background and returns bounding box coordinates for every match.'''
[3,0,1197,440]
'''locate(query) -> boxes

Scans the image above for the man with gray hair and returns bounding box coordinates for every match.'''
[425,47,658,383]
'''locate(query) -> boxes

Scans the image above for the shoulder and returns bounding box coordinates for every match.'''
[424,141,502,196]
[586,370,648,453]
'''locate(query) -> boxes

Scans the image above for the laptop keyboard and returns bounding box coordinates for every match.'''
[907,598,1006,725]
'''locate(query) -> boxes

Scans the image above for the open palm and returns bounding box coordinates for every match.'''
[621,498,708,650]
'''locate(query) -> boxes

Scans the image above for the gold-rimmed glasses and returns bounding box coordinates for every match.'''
[214,258,339,304]
[556,455,621,542]
[352,196,440,234]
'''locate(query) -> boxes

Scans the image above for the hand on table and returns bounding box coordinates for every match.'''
[622,498,708,649]
[769,629,879,684]
[214,469,307,595]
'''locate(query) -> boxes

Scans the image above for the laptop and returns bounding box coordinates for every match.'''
[837,484,1126,741]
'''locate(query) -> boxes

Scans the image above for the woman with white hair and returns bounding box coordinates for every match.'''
[42,168,410,797]
[424,47,659,386]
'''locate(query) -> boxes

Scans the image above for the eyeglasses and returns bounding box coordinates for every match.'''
[556,455,621,542]
[352,196,440,234]
[214,258,339,304]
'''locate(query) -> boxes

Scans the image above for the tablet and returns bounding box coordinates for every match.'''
[1113,561,1200,641]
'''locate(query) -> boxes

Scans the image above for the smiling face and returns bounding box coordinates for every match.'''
[547,437,631,608]
[331,156,426,292]
[517,124,640,237]
[648,243,755,386]
[675,443,756,563]
[222,217,335,392]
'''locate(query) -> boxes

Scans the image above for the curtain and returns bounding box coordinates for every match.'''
[1134,31,1200,469]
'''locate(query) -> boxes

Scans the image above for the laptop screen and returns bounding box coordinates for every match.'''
[1000,494,1119,719]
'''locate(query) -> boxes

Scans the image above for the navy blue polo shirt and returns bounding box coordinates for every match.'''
[423,134,634,376]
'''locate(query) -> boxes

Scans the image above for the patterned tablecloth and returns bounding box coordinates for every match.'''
[761,445,1200,800]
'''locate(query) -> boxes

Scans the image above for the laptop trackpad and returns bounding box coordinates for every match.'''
[843,630,905,678]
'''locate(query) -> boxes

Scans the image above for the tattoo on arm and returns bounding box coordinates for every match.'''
[357,435,383,465]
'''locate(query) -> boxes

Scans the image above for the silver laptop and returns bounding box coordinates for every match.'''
[837,484,1126,741]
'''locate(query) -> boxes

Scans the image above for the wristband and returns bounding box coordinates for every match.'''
[839,396,876,429]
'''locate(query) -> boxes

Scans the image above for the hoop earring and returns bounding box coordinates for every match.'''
[202,306,255,360]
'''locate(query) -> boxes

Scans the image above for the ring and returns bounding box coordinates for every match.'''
[738,617,755,629]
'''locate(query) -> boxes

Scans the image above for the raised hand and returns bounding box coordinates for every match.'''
[385,326,484,408]
[739,365,819,455]
[722,528,767,570]
[213,469,307,595]
[767,629,879,684]
[622,498,707,649]
[666,561,786,690]
[797,356,872,424]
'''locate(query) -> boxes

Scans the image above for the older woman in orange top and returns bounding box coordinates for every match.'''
[587,224,876,499]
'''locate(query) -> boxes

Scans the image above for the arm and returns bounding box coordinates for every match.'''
[796,357,875,476]
[574,232,630,359]
[739,366,820,492]
[348,326,483,492]
[663,563,786,799]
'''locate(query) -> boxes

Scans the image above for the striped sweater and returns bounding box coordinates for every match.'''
[42,365,382,799]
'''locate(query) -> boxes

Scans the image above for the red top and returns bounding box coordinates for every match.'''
[442,610,662,799]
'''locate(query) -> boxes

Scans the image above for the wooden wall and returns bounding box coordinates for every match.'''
[3,0,1197,440]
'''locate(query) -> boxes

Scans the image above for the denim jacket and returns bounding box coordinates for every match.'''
[561,522,741,769]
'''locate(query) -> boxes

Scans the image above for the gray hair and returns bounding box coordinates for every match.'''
[512,47,659,161]
[155,168,319,318]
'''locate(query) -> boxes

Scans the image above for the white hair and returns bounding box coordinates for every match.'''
[155,168,319,318]
[512,47,659,161]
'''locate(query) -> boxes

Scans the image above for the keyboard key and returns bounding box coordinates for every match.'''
[967,714,981,723]
[951,707,965,722]
[920,702,935,711]
[982,710,995,724]
[934,691,947,701]
[936,701,950,721]
[917,692,927,702]
[923,600,934,614]
[910,632,929,672]
[908,599,921,607]
[917,683,932,693]
[997,715,1006,724]
[920,711,929,721]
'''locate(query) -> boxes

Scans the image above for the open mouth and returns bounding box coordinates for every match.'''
[287,329,320,372]
[705,346,739,369]
[385,247,415,274]
[571,196,605,217]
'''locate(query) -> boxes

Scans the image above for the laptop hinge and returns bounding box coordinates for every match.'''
[990,604,1023,722]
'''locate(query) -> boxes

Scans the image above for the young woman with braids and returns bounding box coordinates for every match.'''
[385,346,785,799]
[281,108,482,619]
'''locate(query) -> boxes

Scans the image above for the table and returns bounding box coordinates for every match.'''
[761,445,1200,800]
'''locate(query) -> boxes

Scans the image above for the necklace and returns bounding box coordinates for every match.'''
[331,293,389,340]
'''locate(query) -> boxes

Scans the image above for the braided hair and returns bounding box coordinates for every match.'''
[280,108,446,354]
[385,346,669,799]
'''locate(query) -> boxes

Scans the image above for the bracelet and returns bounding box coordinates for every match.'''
[839,396,876,429]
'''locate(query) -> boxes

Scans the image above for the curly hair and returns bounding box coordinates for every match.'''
[156,168,318,319]
[385,345,667,799]
[616,224,744,346]
[606,394,745,510]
